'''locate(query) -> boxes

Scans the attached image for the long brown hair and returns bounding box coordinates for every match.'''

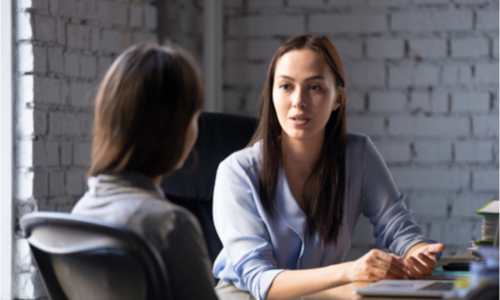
[89,43,204,177]
[249,35,347,245]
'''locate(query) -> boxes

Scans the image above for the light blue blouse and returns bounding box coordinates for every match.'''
[212,132,434,300]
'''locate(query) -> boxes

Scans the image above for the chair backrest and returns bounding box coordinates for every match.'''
[161,112,258,262]
[21,212,172,300]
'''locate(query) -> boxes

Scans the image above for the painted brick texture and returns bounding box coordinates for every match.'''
[14,0,158,298]
[222,0,499,259]
[12,0,499,297]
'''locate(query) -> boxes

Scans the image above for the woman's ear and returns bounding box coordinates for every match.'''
[332,88,345,111]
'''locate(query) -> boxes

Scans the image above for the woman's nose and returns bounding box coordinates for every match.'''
[292,88,306,108]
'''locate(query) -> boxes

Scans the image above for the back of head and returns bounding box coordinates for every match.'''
[89,43,204,178]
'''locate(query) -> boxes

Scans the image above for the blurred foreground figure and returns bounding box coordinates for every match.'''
[72,43,218,300]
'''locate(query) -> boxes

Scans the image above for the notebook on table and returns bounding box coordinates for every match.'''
[354,280,457,298]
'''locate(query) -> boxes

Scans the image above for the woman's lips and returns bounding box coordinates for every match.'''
[289,116,310,126]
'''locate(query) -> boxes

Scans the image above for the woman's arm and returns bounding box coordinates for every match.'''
[266,263,348,300]
[266,249,408,300]
[213,157,285,300]
[358,136,444,278]
[359,136,441,257]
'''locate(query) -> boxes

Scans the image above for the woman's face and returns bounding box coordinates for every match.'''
[272,49,341,143]
[174,110,201,170]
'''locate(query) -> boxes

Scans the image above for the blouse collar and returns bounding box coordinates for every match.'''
[87,171,166,199]
[274,167,308,240]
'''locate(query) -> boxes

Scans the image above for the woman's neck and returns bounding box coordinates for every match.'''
[280,132,324,207]
[281,132,324,169]
[152,175,163,187]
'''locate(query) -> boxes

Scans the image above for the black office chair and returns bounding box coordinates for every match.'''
[162,112,258,263]
[20,212,172,300]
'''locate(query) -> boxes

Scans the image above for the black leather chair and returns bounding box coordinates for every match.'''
[161,112,258,263]
[20,212,172,300]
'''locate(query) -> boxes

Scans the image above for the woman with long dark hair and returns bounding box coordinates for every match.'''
[72,43,218,300]
[212,35,444,300]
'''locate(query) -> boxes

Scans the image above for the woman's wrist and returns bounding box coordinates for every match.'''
[404,242,429,259]
[328,261,352,286]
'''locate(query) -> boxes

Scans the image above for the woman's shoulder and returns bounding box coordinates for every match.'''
[346,131,371,153]
[140,198,200,227]
[218,140,262,174]
[346,131,370,145]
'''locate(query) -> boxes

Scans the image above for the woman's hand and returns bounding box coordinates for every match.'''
[404,243,445,279]
[347,249,409,282]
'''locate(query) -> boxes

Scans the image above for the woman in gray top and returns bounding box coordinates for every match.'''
[72,43,218,300]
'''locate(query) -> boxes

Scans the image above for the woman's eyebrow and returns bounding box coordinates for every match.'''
[276,75,325,81]
[304,75,325,81]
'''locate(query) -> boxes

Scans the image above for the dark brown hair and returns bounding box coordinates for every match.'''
[249,35,347,244]
[89,43,204,177]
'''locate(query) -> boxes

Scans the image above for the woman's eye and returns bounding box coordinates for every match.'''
[280,84,290,90]
[309,85,321,91]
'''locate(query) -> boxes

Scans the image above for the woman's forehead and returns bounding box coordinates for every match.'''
[274,49,332,79]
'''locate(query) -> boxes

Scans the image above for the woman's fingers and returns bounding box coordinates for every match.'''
[405,256,430,279]
[373,251,408,279]
[377,260,408,279]
[376,251,405,269]
[401,243,444,280]
[372,267,399,280]
[408,253,435,276]
[417,253,437,270]
[405,259,423,279]
[359,247,440,282]
[353,249,417,282]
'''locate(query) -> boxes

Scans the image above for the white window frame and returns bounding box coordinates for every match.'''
[0,0,14,298]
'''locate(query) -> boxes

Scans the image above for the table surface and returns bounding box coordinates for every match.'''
[297,252,475,300]
[301,281,463,300]
[301,282,417,300]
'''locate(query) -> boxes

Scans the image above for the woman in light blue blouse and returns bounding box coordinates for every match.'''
[212,35,445,300]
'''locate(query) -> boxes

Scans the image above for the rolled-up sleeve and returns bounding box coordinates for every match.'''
[213,158,284,300]
[360,136,436,257]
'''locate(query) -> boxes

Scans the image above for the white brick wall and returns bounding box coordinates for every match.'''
[391,10,473,32]
[310,13,388,34]
[349,63,386,89]
[366,38,404,59]
[223,0,499,259]
[409,39,447,59]
[452,92,490,112]
[451,38,490,58]
[369,91,406,113]
[14,0,158,298]
[10,0,499,295]
[229,15,305,37]
[413,141,452,163]
[159,0,203,66]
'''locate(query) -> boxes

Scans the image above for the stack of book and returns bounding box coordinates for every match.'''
[473,200,499,247]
